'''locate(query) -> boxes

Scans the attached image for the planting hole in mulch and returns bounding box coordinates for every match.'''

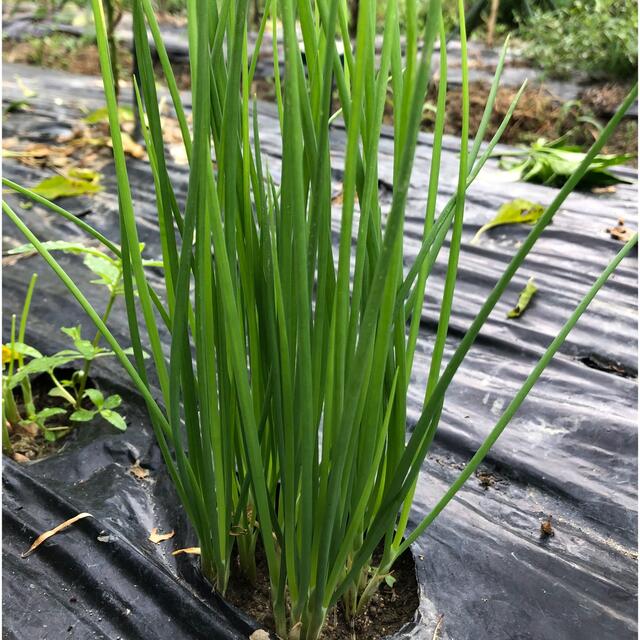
[224,545,419,639]
[7,368,100,462]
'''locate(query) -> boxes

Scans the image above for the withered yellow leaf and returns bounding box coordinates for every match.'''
[129,460,150,480]
[148,528,175,544]
[171,547,201,556]
[22,512,93,558]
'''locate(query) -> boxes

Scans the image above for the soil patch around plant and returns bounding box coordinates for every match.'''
[225,545,419,639]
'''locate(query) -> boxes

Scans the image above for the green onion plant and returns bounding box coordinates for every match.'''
[3,0,637,636]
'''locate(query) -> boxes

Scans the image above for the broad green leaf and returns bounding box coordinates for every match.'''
[33,407,67,421]
[83,105,135,124]
[384,574,396,588]
[7,351,84,389]
[83,253,121,289]
[100,409,127,431]
[507,277,538,318]
[42,428,58,442]
[101,393,122,410]
[471,200,545,244]
[6,342,43,360]
[48,386,71,398]
[7,241,121,292]
[497,138,633,189]
[83,388,104,408]
[3,342,42,364]
[70,408,97,422]
[42,425,71,441]
[29,171,102,201]
[61,326,97,359]
[9,240,102,256]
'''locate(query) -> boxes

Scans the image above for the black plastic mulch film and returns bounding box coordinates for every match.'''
[2,64,637,640]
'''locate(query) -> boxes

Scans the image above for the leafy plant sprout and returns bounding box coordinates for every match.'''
[2,244,135,449]
[2,0,637,638]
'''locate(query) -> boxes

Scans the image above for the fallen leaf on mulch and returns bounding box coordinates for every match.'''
[29,168,102,200]
[606,218,633,242]
[129,459,150,481]
[107,132,145,159]
[3,143,74,159]
[83,105,134,125]
[22,512,93,558]
[507,277,538,319]
[2,249,35,266]
[432,614,445,640]
[472,199,545,244]
[171,547,201,556]
[148,528,175,544]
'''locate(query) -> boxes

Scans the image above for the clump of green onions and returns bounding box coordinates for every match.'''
[3,0,637,636]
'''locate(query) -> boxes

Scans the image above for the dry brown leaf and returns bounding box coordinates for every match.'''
[51,155,72,168]
[22,512,93,558]
[168,143,189,166]
[229,525,247,536]
[171,547,201,556]
[3,146,50,159]
[591,185,617,194]
[106,133,145,159]
[249,631,271,640]
[432,614,445,640]
[148,528,175,544]
[606,218,633,242]
[288,622,302,640]
[2,249,36,266]
[121,132,146,159]
[12,452,29,464]
[129,460,150,481]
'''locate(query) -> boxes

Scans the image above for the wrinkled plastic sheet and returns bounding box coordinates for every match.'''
[2,63,638,640]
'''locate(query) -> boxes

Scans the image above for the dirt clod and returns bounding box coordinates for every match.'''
[476,471,496,490]
[540,516,555,538]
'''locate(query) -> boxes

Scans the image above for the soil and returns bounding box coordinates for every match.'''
[4,37,133,78]
[225,544,419,639]
[6,369,96,461]
[414,81,638,161]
